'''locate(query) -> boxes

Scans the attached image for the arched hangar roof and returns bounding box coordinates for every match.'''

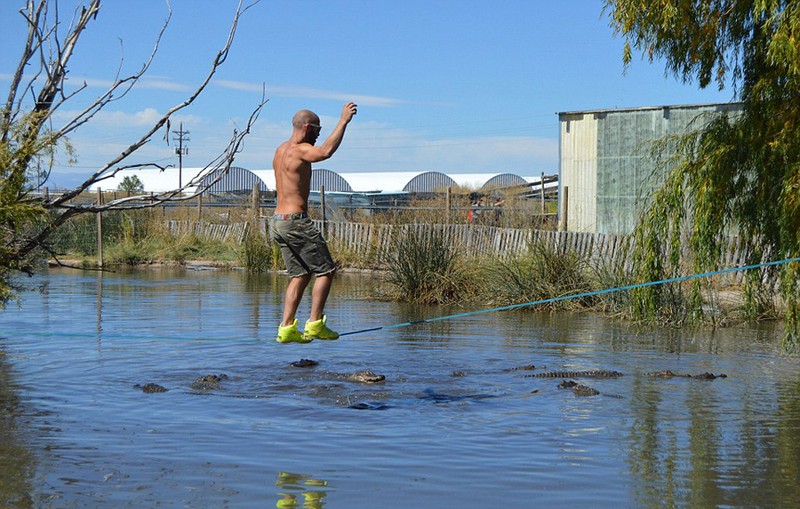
[198,166,269,195]
[481,173,528,189]
[402,171,458,193]
[311,168,353,192]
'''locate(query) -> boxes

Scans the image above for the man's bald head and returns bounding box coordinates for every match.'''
[292,110,320,130]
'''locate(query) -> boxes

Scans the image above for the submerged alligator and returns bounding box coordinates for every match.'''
[289,360,386,384]
[557,380,600,397]
[343,371,386,384]
[505,364,537,372]
[646,370,727,380]
[134,382,168,393]
[191,373,229,390]
[523,369,624,379]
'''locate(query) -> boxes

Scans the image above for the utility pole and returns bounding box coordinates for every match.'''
[172,122,190,189]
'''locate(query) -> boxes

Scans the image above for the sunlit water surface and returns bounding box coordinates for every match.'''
[1,267,799,508]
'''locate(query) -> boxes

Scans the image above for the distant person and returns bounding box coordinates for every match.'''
[270,102,357,343]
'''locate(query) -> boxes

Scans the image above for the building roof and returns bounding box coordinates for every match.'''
[557,102,742,117]
[91,167,551,194]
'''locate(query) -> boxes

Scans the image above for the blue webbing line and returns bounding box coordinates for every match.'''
[338,256,800,337]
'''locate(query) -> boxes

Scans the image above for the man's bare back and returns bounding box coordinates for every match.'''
[273,103,357,215]
[273,141,312,214]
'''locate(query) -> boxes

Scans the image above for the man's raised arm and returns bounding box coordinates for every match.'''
[299,102,357,163]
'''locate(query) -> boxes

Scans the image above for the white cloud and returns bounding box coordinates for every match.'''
[63,75,192,93]
[214,79,406,107]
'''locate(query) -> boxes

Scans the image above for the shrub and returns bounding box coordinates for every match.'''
[384,225,478,304]
[484,239,592,311]
[239,230,272,272]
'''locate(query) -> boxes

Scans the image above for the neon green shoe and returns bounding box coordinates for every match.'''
[276,319,312,344]
[303,315,339,340]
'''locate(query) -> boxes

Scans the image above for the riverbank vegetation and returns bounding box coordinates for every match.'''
[46,206,783,335]
[604,0,800,343]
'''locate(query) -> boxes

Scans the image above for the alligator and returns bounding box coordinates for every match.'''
[557,380,600,396]
[418,387,498,403]
[647,370,727,380]
[288,360,385,384]
[348,402,392,410]
[134,383,168,393]
[504,364,537,372]
[344,371,386,384]
[191,373,228,390]
[524,369,623,379]
[291,359,319,368]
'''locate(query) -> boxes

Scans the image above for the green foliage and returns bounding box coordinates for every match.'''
[49,209,240,267]
[0,113,54,306]
[384,226,477,305]
[606,0,800,342]
[239,229,272,272]
[118,175,144,194]
[485,239,593,311]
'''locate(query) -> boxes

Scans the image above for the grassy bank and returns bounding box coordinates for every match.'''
[47,207,776,329]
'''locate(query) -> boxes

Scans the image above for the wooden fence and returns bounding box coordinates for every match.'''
[317,221,633,263]
[167,220,249,244]
[171,218,752,278]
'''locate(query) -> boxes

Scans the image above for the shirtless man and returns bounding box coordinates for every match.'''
[271,102,357,343]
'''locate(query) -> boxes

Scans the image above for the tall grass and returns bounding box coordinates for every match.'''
[50,207,240,267]
[483,238,593,311]
[383,225,479,304]
[239,228,273,272]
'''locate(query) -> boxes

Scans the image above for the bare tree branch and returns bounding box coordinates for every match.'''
[9,0,266,263]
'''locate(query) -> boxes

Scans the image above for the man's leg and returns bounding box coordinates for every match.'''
[309,272,334,322]
[282,274,311,326]
[304,272,339,340]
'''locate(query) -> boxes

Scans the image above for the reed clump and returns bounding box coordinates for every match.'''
[383,225,480,304]
[483,238,593,311]
[239,228,273,272]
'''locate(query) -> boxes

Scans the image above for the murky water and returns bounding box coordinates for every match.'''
[1,267,799,508]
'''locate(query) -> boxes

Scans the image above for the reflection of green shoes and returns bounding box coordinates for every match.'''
[277,319,312,344]
[303,315,339,340]
[276,494,298,508]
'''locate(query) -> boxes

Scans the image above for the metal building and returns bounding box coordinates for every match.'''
[311,168,353,192]
[197,166,269,196]
[558,103,742,234]
[481,173,529,190]
[402,171,458,193]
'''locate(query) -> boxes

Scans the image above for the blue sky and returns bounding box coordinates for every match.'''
[1,0,734,188]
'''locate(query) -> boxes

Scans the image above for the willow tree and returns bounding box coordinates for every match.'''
[1,0,265,305]
[603,1,800,342]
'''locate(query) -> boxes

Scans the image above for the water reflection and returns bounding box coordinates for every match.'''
[2,268,800,507]
[0,350,35,508]
[628,367,800,508]
[275,471,328,508]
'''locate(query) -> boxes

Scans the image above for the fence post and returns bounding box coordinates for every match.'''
[197,193,203,222]
[559,186,569,232]
[320,185,327,239]
[96,187,103,268]
[446,186,451,225]
[540,172,545,216]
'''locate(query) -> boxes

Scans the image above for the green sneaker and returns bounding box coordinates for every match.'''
[276,319,312,344]
[303,315,339,340]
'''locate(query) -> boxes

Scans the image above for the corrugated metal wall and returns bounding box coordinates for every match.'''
[403,171,458,193]
[199,166,269,195]
[482,173,528,189]
[311,168,353,192]
[560,112,598,232]
[560,103,741,234]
